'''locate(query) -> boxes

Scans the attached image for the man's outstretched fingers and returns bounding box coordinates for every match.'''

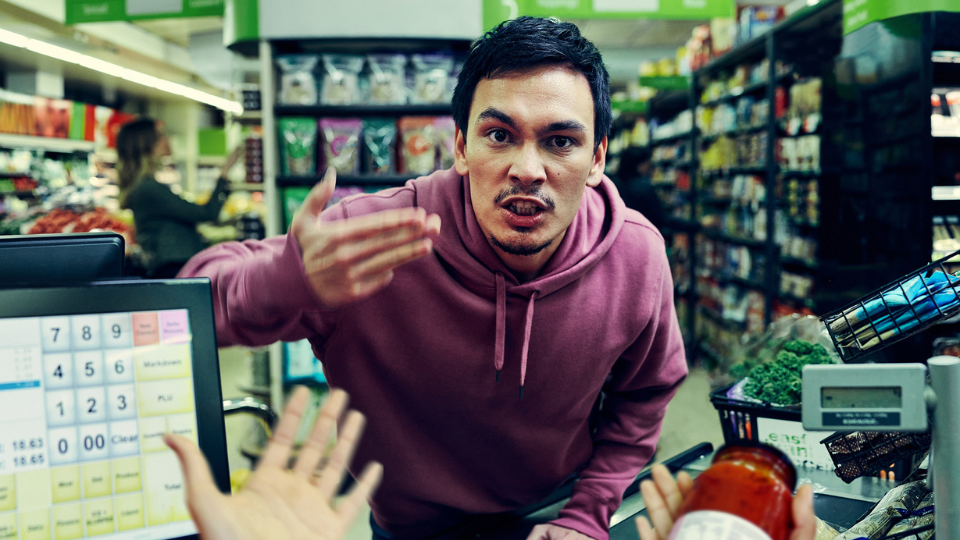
[640,479,675,535]
[316,410,366,501]
[165,433,221,503]
[651,465,684,514]
[293,389,348,478]
[337,461,383,525]
[259,386,311,469]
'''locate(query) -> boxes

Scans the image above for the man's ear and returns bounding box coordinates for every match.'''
[454,126,469,176]
[586,136,608,188]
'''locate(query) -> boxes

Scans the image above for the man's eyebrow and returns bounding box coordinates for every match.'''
[476,107,517,130]
[537,120,587,138]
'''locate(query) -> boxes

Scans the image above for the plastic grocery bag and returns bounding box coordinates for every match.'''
[716,314,841,406]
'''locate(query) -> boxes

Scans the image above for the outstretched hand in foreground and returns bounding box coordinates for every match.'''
[165,387,382,540]
[635,463,816,540]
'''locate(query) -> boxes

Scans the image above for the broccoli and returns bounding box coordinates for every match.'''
[741,340,833,405]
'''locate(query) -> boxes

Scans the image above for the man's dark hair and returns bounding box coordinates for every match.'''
[452,16,612,150]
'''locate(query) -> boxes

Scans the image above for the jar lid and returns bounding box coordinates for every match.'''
[715,441,798,491]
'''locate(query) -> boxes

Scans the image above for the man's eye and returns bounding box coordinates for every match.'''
[553,136,573,148]
[489,130,509,143]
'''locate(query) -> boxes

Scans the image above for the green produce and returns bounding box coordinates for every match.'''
[742,340,833,405]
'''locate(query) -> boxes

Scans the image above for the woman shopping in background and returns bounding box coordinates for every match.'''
[118,118,242,278]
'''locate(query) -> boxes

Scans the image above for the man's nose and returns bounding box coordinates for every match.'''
[509,143,546,185]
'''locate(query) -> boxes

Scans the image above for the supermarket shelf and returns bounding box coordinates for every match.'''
[700,80,770,107]
[650,131,697,145]
[725,276,766,290]
[0,134,96,153]
[780,169,821,178]
[702,166,769,177]
[780,256,818,271]
[699,196,733,205]
[0,190,38,197]
[652,159,696,168]
[663,218,699,233]
[275,104,452,117]
[277,175,414,187]
[230,183,266,192]
[700,229,767,249]
[698,305,747,330]
[233,111,263,124]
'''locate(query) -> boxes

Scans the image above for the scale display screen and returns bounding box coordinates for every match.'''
[821,386,903,409]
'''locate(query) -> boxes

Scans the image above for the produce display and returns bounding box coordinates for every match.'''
[731,340,833,405]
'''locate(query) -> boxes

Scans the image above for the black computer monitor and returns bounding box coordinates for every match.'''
[0,279,229,540]
[0,232,125,287]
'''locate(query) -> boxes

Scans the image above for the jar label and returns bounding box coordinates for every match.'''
[667,510,773,540]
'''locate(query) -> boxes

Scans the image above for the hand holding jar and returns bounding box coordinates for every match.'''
[636,444,817,540]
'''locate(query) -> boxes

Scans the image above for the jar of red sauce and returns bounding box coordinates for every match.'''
[668,442,797,540]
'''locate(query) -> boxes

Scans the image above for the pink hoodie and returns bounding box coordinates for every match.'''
[179,168,687,540]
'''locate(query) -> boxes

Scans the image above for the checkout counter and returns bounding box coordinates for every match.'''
[433,442,890,540]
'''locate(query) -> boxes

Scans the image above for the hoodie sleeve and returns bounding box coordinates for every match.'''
[177,230,333,348]
[551,250,688,540]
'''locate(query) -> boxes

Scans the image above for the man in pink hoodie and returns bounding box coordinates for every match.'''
[180,16,687,540]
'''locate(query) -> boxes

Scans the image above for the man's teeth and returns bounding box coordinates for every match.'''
[509,202,540,216]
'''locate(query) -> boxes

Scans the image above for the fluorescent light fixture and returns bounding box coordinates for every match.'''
[0,27,243,114]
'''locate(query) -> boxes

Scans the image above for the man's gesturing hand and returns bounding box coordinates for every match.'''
[291,167,442,308]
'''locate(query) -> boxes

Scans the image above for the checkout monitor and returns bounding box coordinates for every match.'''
[0,279,229,540]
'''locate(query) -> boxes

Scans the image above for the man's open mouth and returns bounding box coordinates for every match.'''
[506,200,544,216]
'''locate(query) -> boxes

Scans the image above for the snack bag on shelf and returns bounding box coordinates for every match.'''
[319,118,362,176]
[362,119,397,176]
[410,54,454,104]
[321,54,364,105]
[278,117,318,176]
[398,116,437,175]
[277,55,319,106]
[434,116,456,170]
[365,54,407,105]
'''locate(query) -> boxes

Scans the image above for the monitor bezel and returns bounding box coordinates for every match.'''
[0,278,230,539]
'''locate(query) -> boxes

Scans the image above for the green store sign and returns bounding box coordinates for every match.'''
[66,0,224,24]
[843,0,960,34]
[483,0,735,31]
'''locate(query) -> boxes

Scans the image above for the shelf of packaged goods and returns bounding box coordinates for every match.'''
[780,169,821,178]
[700,80,770,107]
[697,305,747,331]
[652,159,696,168]
[0,134,96,153]
[230,183,266,192]
[778,293,816,310]
[780,256,818,271]
[724,276,766,291]
[700,126,768,144]
[701,166,769,177]
[700,229,766,249]
[650,131,697,146]
[276,175,414,187]
[663,218,699,233]
[274,104,453,117]
[233,111,263,124]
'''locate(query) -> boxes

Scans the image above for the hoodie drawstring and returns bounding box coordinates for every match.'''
[494,272,506,383]
[492,271,539,399]
[519,291,538,399]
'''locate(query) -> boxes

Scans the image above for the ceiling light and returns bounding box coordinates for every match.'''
[0,27,243,114]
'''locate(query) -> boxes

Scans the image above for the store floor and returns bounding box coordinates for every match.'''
[217,351,724,540]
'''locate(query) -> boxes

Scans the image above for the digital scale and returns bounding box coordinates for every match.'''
[802,357,960,538]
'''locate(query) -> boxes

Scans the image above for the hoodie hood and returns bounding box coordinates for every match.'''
[412,170,628,396]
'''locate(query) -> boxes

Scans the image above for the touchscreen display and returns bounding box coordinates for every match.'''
[0,309,198,540]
